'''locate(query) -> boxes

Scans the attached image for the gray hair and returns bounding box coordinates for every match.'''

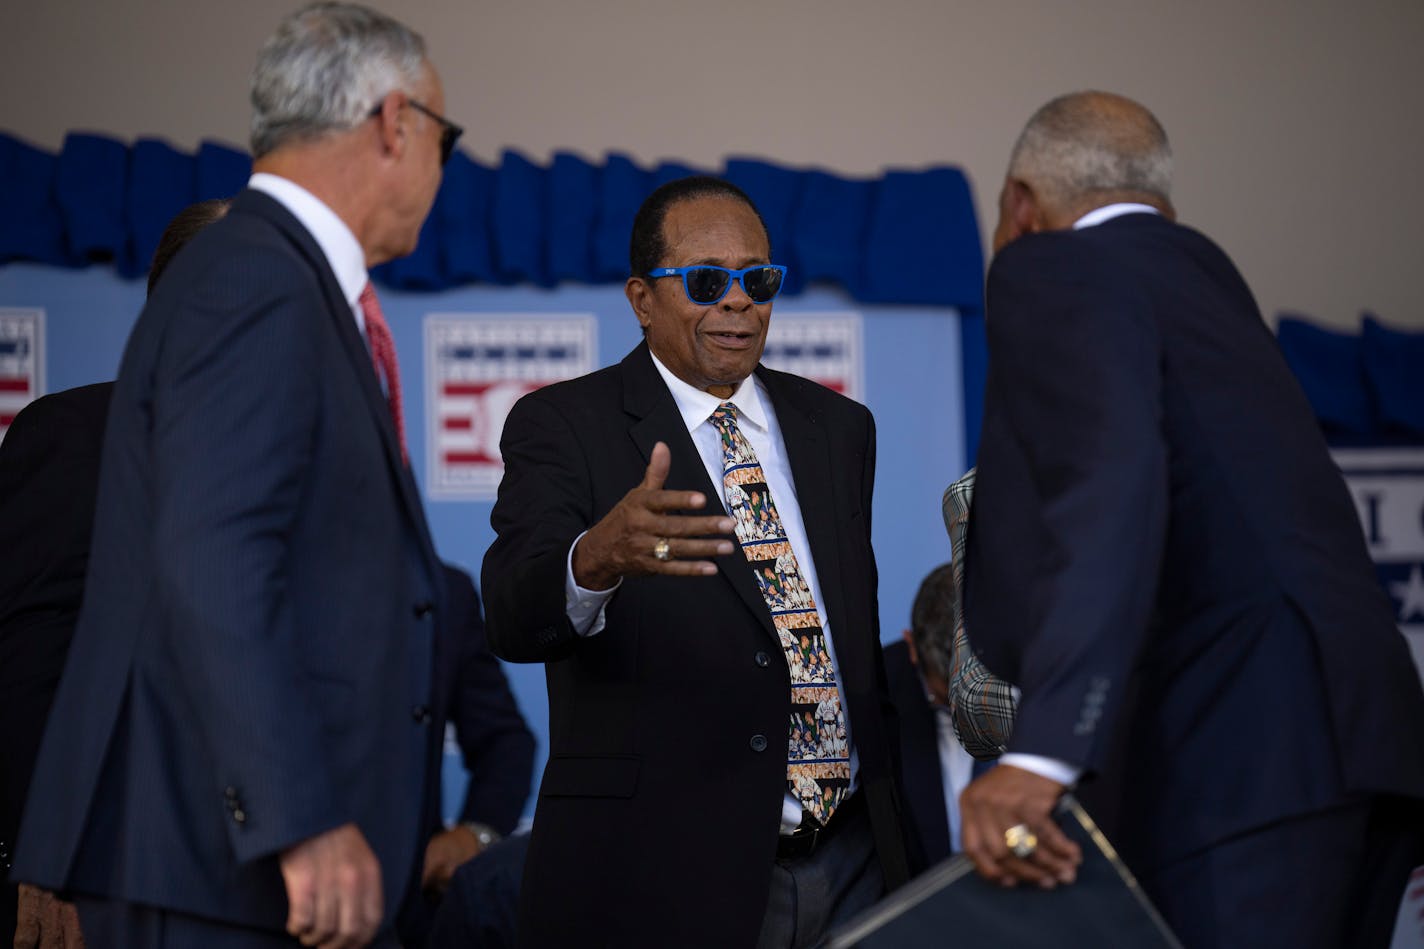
[250,2,428,158]
[909,563,956,683]
[1007,91,1173,207]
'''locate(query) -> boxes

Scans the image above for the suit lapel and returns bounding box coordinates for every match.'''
[237,190,441,581]
[620,344,778,641]
[760,368,851,647]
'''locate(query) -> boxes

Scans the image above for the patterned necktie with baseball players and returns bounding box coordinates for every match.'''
[709,402,851,826]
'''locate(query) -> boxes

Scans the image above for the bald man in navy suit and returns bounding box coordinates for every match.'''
[958,91,1424,949]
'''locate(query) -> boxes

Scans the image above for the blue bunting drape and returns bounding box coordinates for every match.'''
[0,132,985,312]
[1277,314,1424,442]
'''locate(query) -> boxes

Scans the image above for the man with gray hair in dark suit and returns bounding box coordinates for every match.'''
[11,5,460,947]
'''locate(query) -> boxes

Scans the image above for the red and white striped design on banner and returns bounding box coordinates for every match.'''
[0,309,44,444]
[759,312,864,403]
[424,314,596,500]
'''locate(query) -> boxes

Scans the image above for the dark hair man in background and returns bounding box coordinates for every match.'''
[10,3,461,946]
[882,563,983,871]
[1,197,229,949]
[958,90,1424,948]
[482,175,909,947]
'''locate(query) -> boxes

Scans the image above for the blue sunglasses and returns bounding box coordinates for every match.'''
[646,264,788,305]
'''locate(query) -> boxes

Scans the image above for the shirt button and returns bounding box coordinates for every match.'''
[754,651,770,668]
[750,734,768,752]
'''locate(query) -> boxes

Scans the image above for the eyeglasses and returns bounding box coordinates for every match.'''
[646,265,787,306]
[368,98,464,165]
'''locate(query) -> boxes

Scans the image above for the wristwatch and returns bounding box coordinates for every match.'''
[460,821,500,849]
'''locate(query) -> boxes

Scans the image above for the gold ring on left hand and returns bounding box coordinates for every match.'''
[1004,823,1038,859]
[652,538,672,562]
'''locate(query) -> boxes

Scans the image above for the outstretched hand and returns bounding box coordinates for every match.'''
[959,764,1082,889]
[573,441,736,590]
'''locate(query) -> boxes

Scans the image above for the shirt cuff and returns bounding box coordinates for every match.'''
[565,530,619,637]
[998,753,1081,788]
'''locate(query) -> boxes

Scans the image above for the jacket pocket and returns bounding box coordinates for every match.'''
[539,755,640,799]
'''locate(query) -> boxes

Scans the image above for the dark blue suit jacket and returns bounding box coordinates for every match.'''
[966,213,1424,876]
[13,189,444,934]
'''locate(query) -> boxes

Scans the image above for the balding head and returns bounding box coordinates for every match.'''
[993,91,1174,252]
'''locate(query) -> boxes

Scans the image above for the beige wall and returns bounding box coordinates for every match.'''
[5,0,1422,328]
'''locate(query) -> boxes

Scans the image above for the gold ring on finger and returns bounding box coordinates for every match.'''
[1004,823,1038,859]
[652,537,672,562]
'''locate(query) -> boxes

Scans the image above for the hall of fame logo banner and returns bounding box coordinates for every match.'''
[425,315,596,500]
[0,309,44,445]
[760,312,864,403]
[1333,447,1424,686]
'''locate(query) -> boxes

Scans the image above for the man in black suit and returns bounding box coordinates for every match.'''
[883,564,979,872]
[958,90,1424,948]
[12,5,459,946]
[482,176,909,948]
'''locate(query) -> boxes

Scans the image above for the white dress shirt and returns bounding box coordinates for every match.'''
[248,172,368,334]
[996,200,1162,791]
[934,704,977,851]
[565,352,860,832]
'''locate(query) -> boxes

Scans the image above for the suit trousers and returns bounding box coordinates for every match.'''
[76,898,400,949]
[755,794,883,949]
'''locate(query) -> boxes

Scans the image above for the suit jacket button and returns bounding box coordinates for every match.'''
[224,786,239,801]
[412,601,434,619]
[232,808,247,824]
[411,704,432,724]
[750,734,768,752]
[754,651,771,668]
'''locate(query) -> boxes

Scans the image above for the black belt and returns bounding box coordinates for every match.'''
[776,792,863,861]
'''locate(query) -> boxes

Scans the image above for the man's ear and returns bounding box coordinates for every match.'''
[370,90,406,159]
[625,277,653,331]
[1006,178,1043,237]
[901,628,919,667]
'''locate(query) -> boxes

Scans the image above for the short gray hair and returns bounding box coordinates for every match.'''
[1008,91,1173,207]
[250,2,428,158]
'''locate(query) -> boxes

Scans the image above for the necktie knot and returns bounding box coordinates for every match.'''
[710,402,739,430]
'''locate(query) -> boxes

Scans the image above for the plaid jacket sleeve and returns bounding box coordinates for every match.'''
[941,468,1018,758]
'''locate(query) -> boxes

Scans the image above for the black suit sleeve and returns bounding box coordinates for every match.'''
[976,235,1168,773]
[0,387,108,896]
[482,393,594,663]
[442,568,536,834]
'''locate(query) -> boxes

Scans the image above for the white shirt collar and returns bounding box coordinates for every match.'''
[647,348,770,435]
[1073,202,1161,230]
[248,172,369,311]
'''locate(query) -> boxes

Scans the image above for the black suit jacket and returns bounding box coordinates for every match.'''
[0,382,112,940]
[438,565,536,835]
[12,189,445,935]
[882,641,952,871]
[482,343,909,948]
[967,213,1424,878]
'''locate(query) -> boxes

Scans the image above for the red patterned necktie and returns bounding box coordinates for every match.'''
[710,402,851,826]
[358,282,408,464]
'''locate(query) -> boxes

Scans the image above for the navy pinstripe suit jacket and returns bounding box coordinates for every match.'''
[13,189,444,935]
[966,212,1424,877]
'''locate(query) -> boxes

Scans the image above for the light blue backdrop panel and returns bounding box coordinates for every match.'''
[0,264,967,822]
